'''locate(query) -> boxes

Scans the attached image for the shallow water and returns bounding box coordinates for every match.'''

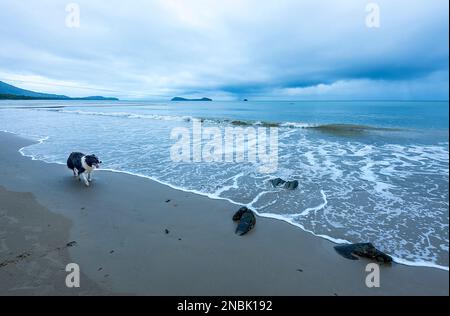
[1,100,448,269]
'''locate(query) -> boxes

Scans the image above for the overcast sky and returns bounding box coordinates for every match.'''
[0,0,448,100]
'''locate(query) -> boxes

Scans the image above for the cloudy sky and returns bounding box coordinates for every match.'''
[0,0,448,100]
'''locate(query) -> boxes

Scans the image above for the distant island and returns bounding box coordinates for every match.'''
[0,81,119,100]
[171,97,212,102]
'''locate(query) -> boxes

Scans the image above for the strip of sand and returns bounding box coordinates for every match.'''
[0,131,448,295]
[0,186,108,295]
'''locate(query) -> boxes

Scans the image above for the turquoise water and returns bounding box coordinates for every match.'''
[0,100,448,269]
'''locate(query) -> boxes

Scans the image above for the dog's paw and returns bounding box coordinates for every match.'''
[84,182,90,187]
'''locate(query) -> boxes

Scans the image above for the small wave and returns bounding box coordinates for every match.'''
[280,122,317,128]
[51,109,406,133]
[229,120,283,128]
[48,109,321,129]
[54,109,194,122]
[309,123,403,135]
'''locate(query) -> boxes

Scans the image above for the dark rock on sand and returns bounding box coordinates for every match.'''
[66,241,77,247]
[284,180,299,190]
[233,207,256,236]
[334,243,393,263]
[270,178,286,187]
[270,178,298,190]
[232,206,249,221]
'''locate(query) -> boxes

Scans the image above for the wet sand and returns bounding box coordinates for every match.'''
[0,131,448,295]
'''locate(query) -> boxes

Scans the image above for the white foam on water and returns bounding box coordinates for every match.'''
[280,122,315,128]
[297,190,328,217]
[213,172,245,196]
[55,109,194,122]
[247,189,280,208]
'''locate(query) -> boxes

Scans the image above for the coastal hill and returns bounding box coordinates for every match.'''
[0,81,118,100]
[171,97,212,102]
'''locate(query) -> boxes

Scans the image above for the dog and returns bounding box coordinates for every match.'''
[67,152,102,187]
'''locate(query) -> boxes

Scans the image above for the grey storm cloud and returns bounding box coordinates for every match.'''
[0,0,448,100]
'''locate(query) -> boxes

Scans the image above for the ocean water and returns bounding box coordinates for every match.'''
[1,100,448,270]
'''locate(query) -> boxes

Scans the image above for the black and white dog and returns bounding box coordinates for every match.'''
[67,152,102,187]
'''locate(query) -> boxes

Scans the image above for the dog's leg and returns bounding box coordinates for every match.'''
[87,172,92,182]
[74,169,81,182]
[81,173,90,187]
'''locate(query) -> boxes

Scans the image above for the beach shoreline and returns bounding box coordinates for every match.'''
[0,131,448,295]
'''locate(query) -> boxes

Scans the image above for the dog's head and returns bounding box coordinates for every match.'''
[85,154,102,169]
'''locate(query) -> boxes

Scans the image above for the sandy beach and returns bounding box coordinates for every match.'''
[0,131,448,296]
